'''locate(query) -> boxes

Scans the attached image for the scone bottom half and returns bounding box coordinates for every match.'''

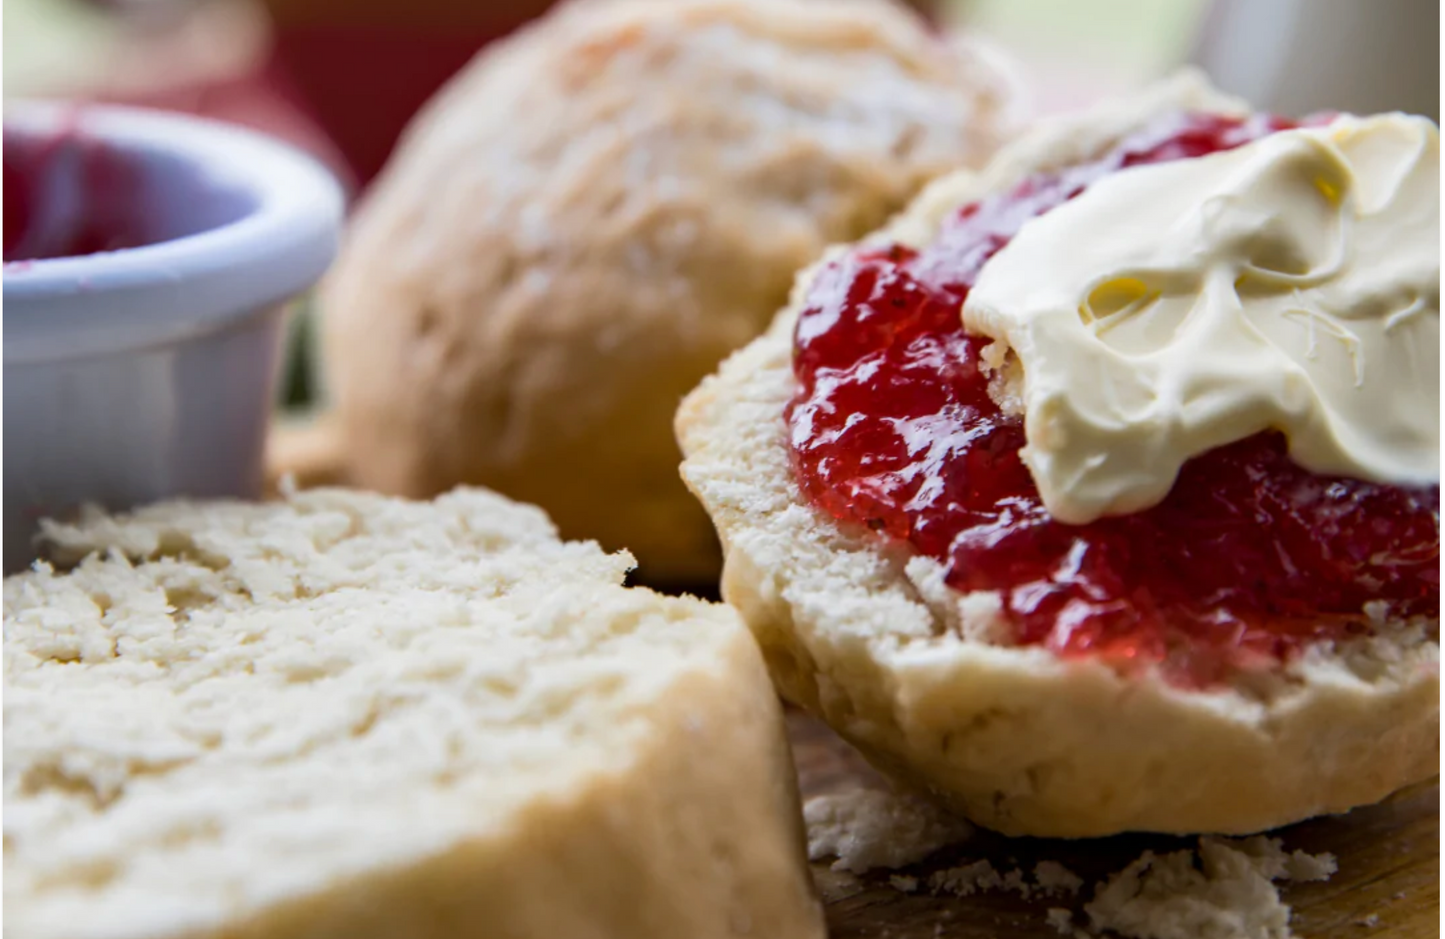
[676,73,1440,838]
[3,487,825,939]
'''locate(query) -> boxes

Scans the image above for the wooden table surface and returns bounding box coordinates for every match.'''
[788,710,1440,938]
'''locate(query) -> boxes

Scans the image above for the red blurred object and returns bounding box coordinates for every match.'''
[271,26,505,186]
[3,158,34,259]
[259,0,557,188]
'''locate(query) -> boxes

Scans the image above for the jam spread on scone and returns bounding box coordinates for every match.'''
[787,113,1440,687]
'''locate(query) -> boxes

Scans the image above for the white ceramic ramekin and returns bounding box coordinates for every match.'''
[4,103,343,571]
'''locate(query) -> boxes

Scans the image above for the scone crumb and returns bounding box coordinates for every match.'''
[1283,848,1338,883]
[1083,836,1336,939]
[980,338,1009,371]
[929,860,1004,897]
[923,858,1083,900]
[804,789,973,874]
[1046,907,1079,935]
[1035,860,1086,895]
[979,342,1026,416]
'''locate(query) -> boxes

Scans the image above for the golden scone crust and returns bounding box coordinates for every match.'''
[675,73,1441,838]
[317,0,1012,583]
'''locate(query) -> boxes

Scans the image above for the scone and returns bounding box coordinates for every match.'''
[308,0,1013,584]
[676,73,1440,838]
[4,488,824,939]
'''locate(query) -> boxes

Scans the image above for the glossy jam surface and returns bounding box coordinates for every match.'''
[788,113,1440,686]
[4,128,148,263]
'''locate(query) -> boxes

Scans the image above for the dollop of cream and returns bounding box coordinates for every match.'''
[963,113,1440,524]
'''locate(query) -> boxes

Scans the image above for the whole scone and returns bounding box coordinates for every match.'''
[4,488,824,939]
[312,0,1012,583]
[675,74,1440,838]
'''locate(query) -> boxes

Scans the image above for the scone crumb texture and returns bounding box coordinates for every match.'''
[1084,836,1336,939]
[804,788,973,874]
[4,488,824,939]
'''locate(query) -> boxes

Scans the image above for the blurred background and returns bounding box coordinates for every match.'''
[9,0,1438,189]
[6,0,1439,405]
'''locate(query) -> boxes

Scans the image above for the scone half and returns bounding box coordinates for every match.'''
[676,73,1440,838]
[4,488,824,939]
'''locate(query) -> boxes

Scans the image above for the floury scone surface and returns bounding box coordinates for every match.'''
[314,0,1014,584]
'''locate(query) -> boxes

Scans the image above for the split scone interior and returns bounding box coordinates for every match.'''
[4,488,824,939]
[676,73,1439,838]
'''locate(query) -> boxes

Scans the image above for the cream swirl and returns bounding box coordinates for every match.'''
[963,113,1440,524]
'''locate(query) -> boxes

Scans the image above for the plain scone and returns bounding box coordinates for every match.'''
[4,488,825,939]
[309,0,1012,583]
[675,73,1440,838]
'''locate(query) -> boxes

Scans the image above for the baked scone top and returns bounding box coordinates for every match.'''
[316,0,1014,584]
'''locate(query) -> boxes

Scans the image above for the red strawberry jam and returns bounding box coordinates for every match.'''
[3,127,149,263]
[787,112,1440,687]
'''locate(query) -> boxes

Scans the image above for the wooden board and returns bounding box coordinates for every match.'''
[788,709,1440,938]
